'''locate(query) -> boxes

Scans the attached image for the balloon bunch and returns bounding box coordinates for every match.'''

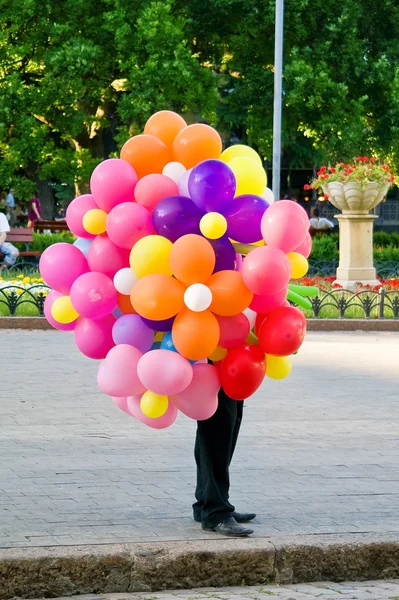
[40,110,314,429]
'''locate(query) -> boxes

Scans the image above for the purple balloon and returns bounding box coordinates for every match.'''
[112,314,154,353]
[189,160,236,213]
[209,235,236,272]
[225,194,270,243]
[152,196,204,242]
[141,316,175,332]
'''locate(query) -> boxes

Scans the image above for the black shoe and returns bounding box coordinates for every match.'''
[193,511,256,523]
[202,517,253,537]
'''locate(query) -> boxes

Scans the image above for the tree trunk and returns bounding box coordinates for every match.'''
[33,177,56,219]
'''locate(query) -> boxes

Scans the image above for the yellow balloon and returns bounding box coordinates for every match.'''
[287,252,309,279]
[228,157,267,196]
[266,355,292,380]
[140,391,168,418]
[51,296,79,324]
[253,239,265,247]
[208,346,228,361]
[220,144,262,166]
[130,235,173,277]
[83,209,107,235]
[200,212,227,240]
[154,331,165,343]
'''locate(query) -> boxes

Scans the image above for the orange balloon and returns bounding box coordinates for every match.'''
[120,134,171,179]
[172,309,220,361]
[170,234,215,286]
[117,293,137,315]
[131,274,184,321]
[208,271,253,316]
[144,111,187,148]
[172,124,222,169]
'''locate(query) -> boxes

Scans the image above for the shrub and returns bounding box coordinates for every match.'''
[14,231,75,252]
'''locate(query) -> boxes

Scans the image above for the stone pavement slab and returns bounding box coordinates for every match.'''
[1,331,399,547]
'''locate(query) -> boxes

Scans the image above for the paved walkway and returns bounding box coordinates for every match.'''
[1,331,399,548]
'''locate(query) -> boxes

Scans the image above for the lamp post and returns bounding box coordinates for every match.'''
[272,0,284,201]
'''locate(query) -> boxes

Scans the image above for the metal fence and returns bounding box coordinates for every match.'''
[307,260,399,278]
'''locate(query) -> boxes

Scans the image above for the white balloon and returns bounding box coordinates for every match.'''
[113,268,138,296]
[163,161,187,184]
[184,284,213,312]
[73,237,92,257]
[243,308,257,329]
[262,187,275,204]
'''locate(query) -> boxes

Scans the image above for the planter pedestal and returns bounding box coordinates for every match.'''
[334,214,379,291]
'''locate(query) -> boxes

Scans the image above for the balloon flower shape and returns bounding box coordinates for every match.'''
[131,234,253,360]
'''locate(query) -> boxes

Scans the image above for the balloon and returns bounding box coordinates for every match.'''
[127,395,178,429]
[258,306,306,356]
[131,274,185,320]
[220,345,266,400]
[170,234,215,286]
[209,236,236,272]
[90,159,138,212]
[217,314,250,349]
[130,235,173,277]
[137,349,193,395]
[51,296,79,324]
[228,157,267,197]
[178,169,192,197]
[250,287,288,314]
[241,246,292,296]
[266,355,292,380]
[141,316,175,332]
[70,272,117,320]
[88,234,130,278]
[287,252,309,279]
[224,195,269,243]
[74,315,116,359]
[221,144,262,165]
[152,196,203,242]
[208,346,228,361]
[40,243,89,294]
[261,200,310,253]
[243,307,257,329]
[82,209,107,235]
[117,292,137,315]
[144,111,187,147]
[162,161,186,183]
[134,174,179,212]
[120,134,171,179]
[140,391,169,419]
[293,232,312,259]
[107,203,154,249]
[208,271,253,316]
[97,345,145,397]
[173,124,222,169]
[184,283,213,312]
[113,268,138,296]
[112,314,154,352]
[66,194,97,239]
[172,309,220,361]
[200,213,228,240]
[73,237,93,258]
[44,291,77,331]
[188,160,236,213]
[235,252,243,272]
[262,188,275,204]
[170,363,220,420]
[112,396,131,415]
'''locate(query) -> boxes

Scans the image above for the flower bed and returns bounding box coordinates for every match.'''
[0,274,49,316]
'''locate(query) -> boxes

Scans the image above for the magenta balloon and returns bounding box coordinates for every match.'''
[112,396,131,415]
[97,344,146,397]
[241,246,292,296]
[43,290,76,331]
[74,315,116,359]
[141,316,175,331]
[225,194,269,243]
[217,314,250,349]
[66,194,97,239]
[178,169,192,197]
[40,243,89,294]
[70,272,117,319]
[189,160,236,213]
[170,363,220,421]
[106,202,154,249]
[249,287,287,313]
[137,349,193,396]
[209,235,236,272]
[261,200,310,253]
[87,234,130,277]
[112,314,154,352]
[127,395,178,429]
[90,159,138,212]
[235,253,243,272]
[293,232,312,258]
[152,196,204,242]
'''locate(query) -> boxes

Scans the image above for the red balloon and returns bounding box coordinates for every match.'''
[258,306,306,356]
[220,345,265,401]
[217,314,250,349]
[255,313,267,336]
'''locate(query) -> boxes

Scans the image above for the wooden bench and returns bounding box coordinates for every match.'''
[35,220,68,233]
[0,228,40,260]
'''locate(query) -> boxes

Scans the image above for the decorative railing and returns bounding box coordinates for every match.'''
[308,260,399,278]
[0,285,48,317]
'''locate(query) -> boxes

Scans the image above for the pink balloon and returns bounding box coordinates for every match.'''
[137,349,193,396]
[40,243,89,294]
[106,203,154,249]
[170,363,220,421]
[43,290,76,331]
[90,159,138,212]
[66,194,97,239]
[112,396,131,415]
[97,345,146,397]
[134,174,178,212]
[127,395,178,429]
[88,234,130,277]
[261,200,310,253]
[249,286,288,313]
[217,314,250,349]
[235,253,243,272]
[74,315,116,359]
[70,272,117,319]
[178,169,192,197]
[241,246,292,296]
[293,232,312,258]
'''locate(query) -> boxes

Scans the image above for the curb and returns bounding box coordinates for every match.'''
[1,536,399,599]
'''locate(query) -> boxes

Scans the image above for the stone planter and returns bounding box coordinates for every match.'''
[322,181,389,215]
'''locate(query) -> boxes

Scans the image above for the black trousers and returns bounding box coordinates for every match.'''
[193,388,244,528]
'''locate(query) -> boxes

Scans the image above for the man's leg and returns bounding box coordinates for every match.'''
[0,242,19,268]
